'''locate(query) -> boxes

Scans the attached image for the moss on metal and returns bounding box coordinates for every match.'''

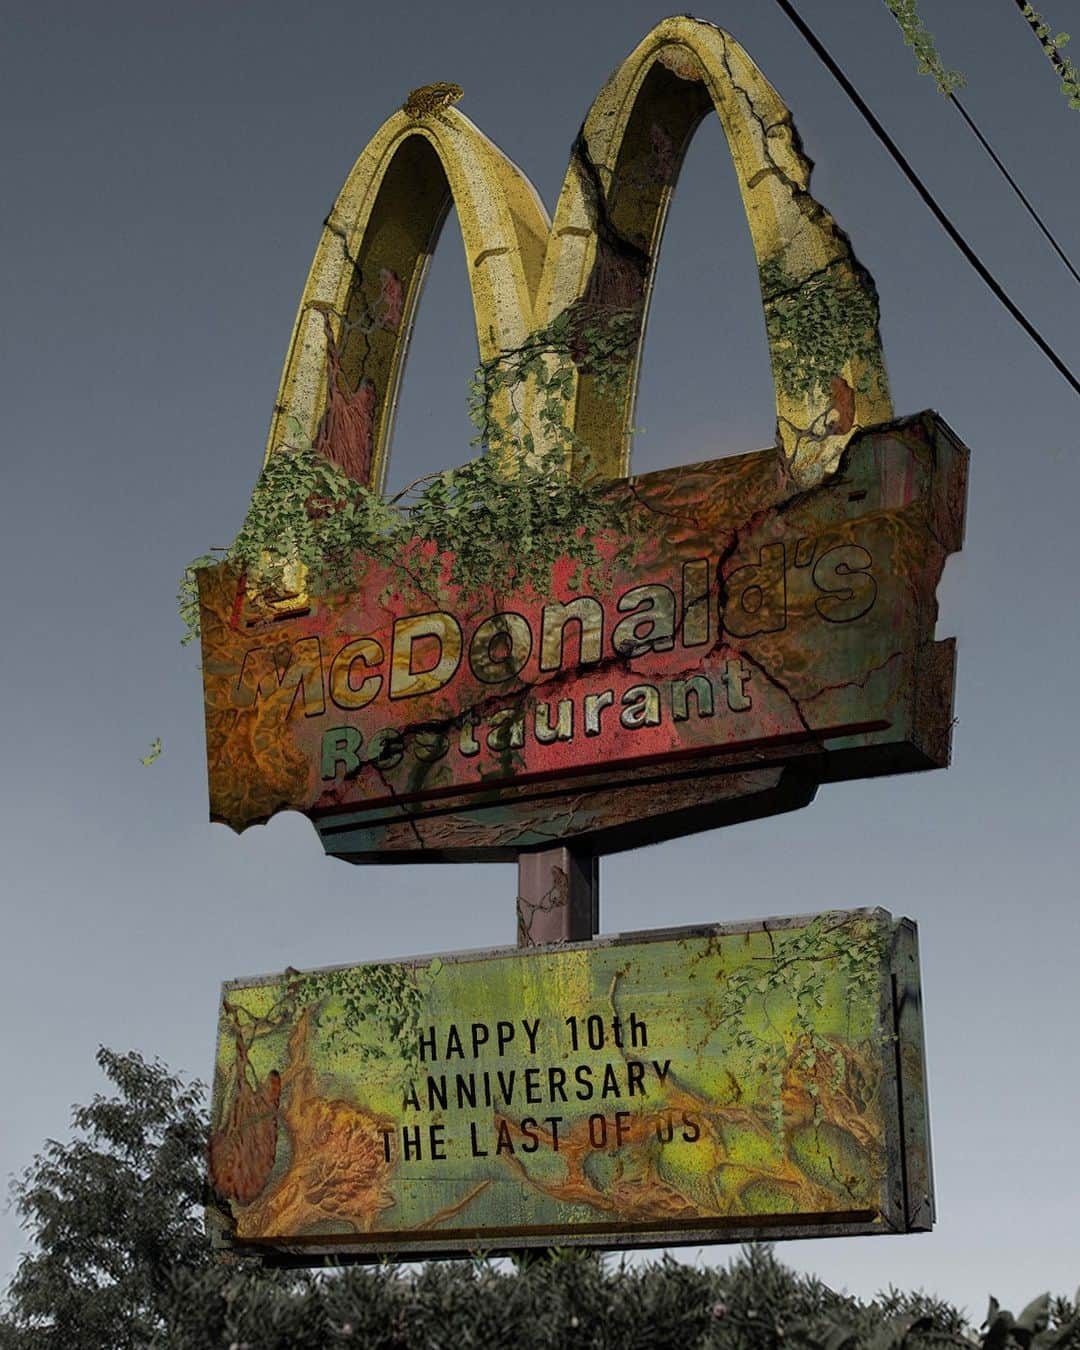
[207,913,914,1252]
[716,911,890,1130]
[293,959,439,1092]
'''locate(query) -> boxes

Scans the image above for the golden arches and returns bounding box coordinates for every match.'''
[540,18,892,482]
[266,17,892,492]
[264,103,550,494]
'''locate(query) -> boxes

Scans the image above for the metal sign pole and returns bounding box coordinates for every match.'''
[516,847,598,946]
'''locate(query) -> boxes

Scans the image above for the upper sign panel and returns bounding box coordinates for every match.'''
[199,413,965,858]
[194,17,968,860]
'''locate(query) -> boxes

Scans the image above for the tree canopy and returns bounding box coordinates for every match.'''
[3,1048,1079,1349]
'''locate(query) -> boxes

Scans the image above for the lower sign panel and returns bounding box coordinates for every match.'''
[208,910,932,1261]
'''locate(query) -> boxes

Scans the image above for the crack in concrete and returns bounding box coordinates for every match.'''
[568,129,652,291]
[716,32,813,210]
[798,649,903,708]
[322,214,365,276]
[736,648,814,738]
[625,479,705,530]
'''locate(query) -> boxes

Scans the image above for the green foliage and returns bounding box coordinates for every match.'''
[881,0,965,96]
[716,912,888,1129]
[177,300,642,643]
[176,553,217,647]
[405,441,633,599]
[467,300,640,462]
[180,414,633,646]
[139,737,162,767]
[228,431,398,601]
[759,259,886,402]
[294,959,442,1091]
[1021,5,1080,110]
[5,1047,1080,1347]
[1,1048,211,1349]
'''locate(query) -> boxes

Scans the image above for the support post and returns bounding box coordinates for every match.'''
[516,847,598,946]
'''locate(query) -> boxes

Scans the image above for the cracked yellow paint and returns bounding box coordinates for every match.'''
[195,18,967,856]
[264,16,890,491]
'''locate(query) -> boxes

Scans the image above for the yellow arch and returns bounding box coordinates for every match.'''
[264,99,550,493]
[538,16,892,482]
[266,17,892,493]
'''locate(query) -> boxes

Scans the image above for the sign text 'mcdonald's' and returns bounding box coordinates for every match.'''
[198,418,966,860]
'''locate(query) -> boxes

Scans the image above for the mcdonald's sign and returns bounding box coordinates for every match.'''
[208,910,933,1260]
[196,16,968,862]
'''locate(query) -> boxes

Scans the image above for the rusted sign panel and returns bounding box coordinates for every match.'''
[207,910,933,1261]
[199,413,965,858]
[194,16,969,860]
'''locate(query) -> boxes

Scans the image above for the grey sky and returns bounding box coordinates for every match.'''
[2,0,1078,1315]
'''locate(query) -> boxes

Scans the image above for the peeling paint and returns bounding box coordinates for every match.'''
[206,910,932,1260]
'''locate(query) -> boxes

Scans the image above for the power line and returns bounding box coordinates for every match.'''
[877,0,1080,285]
[949,93,1080,288]
[1013,0,1080,99]
[771,0,1080,399]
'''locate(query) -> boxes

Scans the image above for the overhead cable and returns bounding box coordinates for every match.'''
[771,0,1080,399]
[949,93,1080,287]
[877,0,1079,284]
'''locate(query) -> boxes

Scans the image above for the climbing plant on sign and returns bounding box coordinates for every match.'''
[191,16,969,863]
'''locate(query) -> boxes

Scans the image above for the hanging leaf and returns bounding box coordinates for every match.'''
[881,0,965,96]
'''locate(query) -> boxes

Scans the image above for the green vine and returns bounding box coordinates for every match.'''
[1019,4,1080,110]
[759,258,886,402]
[179,417,635,646]
[139,737,162,767]
[716,911,889,1131]
[178,302,647,645]
[178,555,218,647]
[881,0,965,96]
[292,959,442,1092]
[179,433,399,641]
[467,300,641,463]
[403,443,633,597]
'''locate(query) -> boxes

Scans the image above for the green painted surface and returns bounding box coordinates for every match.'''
[209,910,909,1253]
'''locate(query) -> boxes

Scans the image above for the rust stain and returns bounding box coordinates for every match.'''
[231,1009,396,1240]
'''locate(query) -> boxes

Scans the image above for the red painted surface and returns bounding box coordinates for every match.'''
[198,414,967,853]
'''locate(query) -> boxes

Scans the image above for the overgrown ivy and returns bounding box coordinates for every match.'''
[1019,3,1080,110]
[881,0,965,96]
[292,958,443,1092]
[178,299,647,644]
[467,300,641,463]
[179,418,635,646]
[759,258,886,402]
[716,911,889,1131]
[404,441,633,598]
[180,246,884,645]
